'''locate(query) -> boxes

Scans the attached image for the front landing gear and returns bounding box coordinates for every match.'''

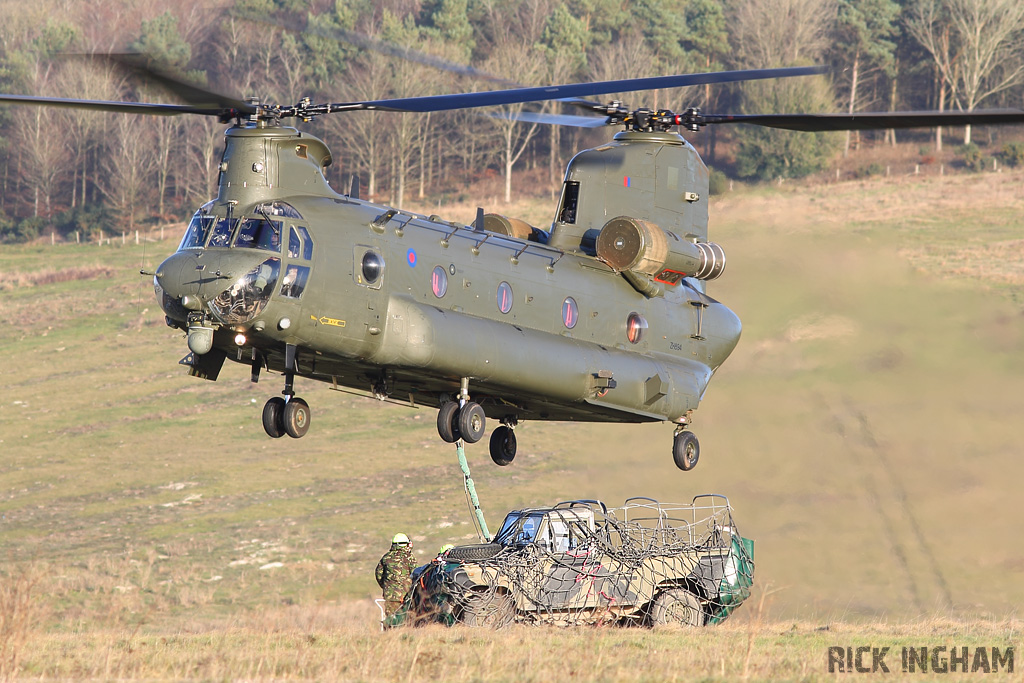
[261,343,311,439]
[672,429,700,471]
[262,396,311,439]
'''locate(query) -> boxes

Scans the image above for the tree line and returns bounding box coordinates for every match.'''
[1,0,1023,242]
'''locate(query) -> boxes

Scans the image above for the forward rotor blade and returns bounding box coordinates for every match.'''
[703,109,1024,131]
[0,93,243,118]
[485,110,610,128]
[96,53,252,112]
[328,66,827,114]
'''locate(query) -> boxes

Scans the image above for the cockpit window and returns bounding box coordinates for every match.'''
[234,217,282,252]
[298,226,313,260]
[256,201,302,220]
[280,264,310,299]
[288,226,301,258]
[178,213,215,251]
[208,218,236,248]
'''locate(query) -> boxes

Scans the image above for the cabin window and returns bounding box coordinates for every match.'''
[562,297,578,329]
[626,312,647,344]
[497,281,513,314]
[557,181,580,224]
[431,266,448,298]
[361,250,384,284]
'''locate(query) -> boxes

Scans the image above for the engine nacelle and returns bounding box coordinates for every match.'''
[595,216,726,284]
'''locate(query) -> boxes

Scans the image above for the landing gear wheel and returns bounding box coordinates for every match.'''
[650,588,703,627]
[262,397,286,438]
[672,431,700,471]
[282,397,310,438]
[457,402,486,444]
[437,402,460,443]
[489,425,517,466]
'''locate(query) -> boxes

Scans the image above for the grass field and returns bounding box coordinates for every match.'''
[2,170,1023,679]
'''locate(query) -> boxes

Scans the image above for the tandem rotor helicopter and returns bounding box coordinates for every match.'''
[4,55,1024,471]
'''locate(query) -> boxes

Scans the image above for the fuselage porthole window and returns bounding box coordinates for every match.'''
[497,281,513,314]
[562,297,578,329]
[431,266,448,298]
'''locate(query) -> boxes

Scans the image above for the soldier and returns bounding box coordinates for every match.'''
[375,533,416,618]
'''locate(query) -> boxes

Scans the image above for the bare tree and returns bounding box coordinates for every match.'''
[484,43,545,203]
[907,0,1024,144]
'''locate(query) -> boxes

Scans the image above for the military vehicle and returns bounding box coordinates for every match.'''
[4,56,1023,470]
[397,495,753,628]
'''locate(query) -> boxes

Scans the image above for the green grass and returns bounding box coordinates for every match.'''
[2,171,1024,678]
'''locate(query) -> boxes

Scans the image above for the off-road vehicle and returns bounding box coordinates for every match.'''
[398,495,753,627]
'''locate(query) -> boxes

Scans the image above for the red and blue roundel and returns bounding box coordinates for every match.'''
[406,248,417,267]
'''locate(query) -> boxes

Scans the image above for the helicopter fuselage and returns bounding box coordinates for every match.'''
[155,121,741,456]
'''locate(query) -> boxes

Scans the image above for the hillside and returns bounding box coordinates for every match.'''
[1,169,1023,677]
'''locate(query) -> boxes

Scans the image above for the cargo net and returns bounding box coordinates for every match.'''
[394,495,754,628]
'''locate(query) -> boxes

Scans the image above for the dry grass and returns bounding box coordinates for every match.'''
[3,170,1024,680]
[12,603,1022,681]
[0,265,115,291]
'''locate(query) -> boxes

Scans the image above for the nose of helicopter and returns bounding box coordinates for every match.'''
[155,250,276,324]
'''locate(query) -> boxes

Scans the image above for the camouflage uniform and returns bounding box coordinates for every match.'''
[376,543,416,617]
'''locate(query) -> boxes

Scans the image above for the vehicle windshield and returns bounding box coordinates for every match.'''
[493,511,547,547]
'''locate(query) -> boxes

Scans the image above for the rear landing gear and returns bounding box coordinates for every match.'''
[489,424,517,466]
[436,400,486,444]
[672,429,699,471]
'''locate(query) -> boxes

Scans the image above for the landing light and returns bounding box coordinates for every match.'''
[234,333,247,346]
[278,317,291,330]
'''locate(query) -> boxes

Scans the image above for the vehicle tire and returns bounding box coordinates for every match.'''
[262,397,286,438]
[461,590,515,628]
[282,397,310,438]
[457,402,486,444]
[446,543,503,561]
[650,588,703,627]
[672,431,699,471]
[489,426,517,466]
[437,401,459,443]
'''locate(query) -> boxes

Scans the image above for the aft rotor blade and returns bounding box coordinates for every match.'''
[0,93,245,118]
[703,109,1024,131]
[327,66,827,114]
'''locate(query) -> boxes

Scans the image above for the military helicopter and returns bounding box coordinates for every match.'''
[4,60,1023,471]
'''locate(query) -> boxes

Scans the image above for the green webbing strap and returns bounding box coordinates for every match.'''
[456,440,490,541]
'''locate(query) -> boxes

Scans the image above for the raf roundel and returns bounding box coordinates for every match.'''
[406,248,417,267]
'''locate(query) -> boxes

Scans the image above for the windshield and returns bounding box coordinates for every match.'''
[177,202,216,251]
[234,217,282,252]
[493,511,546,547]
